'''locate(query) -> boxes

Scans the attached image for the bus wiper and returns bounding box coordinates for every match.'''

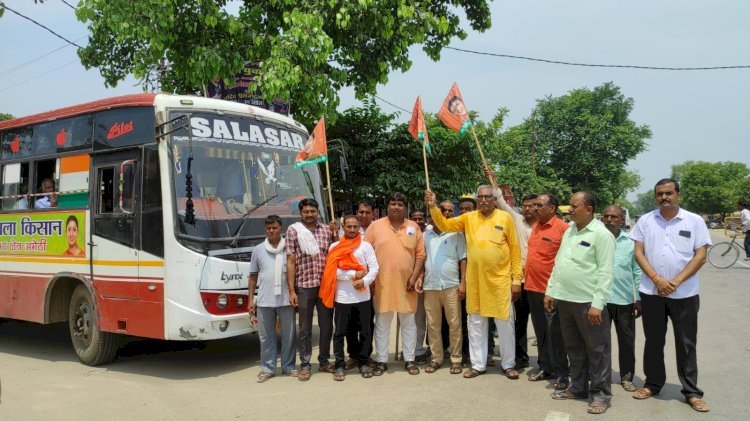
[229,194,278,247]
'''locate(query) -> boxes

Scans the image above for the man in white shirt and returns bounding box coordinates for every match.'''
[34,178,58,209]
[738,201,750,260]
[326,215,379,380]
[630,178,711,413]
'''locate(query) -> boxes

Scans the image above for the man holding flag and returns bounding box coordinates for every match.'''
[425,187,523,380]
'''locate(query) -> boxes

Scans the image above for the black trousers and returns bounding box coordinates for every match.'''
[528,291,569,377]
[607,303,636,382]
[346,297,373,359]
[558,300,612,403]
[640,292,703,399]
[334,300,373,368]
[514,287,530,363]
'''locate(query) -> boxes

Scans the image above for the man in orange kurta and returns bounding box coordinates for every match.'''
[364,192,426,376]
[426,186,523,379]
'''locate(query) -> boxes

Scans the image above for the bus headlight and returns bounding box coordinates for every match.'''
[235,296,245,308]
[216,294,228,310]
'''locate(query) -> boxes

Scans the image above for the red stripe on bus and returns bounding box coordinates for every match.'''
[0,93,157,131]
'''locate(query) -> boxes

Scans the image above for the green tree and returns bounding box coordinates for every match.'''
[632,190,656,216]
[325,99,490,210]
[527,82,651,208]
[0,113,14,121]
[672,161,750,214]
[75,0,491,121]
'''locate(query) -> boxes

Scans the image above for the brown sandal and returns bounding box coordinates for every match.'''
[298,367,311,382]
[405,361,420,375]
[551,390,586,400]
[463,368,486,378]
[687,397,710,412]
[633,387,655,400]
[587,401,609,414]
[425,361,440,373]
[449,363,463,374]
[504,368,520,379]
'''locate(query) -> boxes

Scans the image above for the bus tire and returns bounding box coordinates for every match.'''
[68,284,119,366]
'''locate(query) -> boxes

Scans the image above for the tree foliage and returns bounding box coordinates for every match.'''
[323,82,649,212]
[75,0,491,121]
[671,161,750,214]
[526,82,651,207]
[0,113,14,122]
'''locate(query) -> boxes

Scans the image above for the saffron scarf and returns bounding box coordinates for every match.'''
[319,234,365,309]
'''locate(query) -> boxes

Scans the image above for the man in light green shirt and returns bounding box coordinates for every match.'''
[544,192,615,415]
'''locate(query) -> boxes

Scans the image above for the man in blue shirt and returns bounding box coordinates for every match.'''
[602,205,642,393]
[417,201,467,375]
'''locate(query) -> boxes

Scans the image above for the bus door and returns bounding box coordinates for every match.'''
[90,150,141,300]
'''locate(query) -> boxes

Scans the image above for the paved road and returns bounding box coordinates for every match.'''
[0,231,747,420]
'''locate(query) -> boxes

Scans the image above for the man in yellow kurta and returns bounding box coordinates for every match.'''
[426,186,522,379]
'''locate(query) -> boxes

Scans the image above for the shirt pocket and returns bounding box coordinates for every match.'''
[571,242,593,263]
[401,234,417,251]
[672,233,694,254]
[487,228,507,246]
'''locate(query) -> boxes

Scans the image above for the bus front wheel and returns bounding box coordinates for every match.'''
[68,285,119,366]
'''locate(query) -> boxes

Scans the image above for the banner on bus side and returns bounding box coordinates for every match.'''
[0,211,86,257]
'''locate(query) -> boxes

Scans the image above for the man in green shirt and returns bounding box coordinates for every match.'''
[544,192,615,415]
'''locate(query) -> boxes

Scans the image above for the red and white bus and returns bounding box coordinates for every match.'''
[0,94,325,365]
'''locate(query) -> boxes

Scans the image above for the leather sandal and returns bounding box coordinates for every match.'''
[449,363,463,374]
[587,401,609,414]
[372,362,388,376]
[633,387,656,400]
[551,390,586,400]
[504,368,520,380]
[621,380,637,392]
[553,376,569,390]
[687,397,710,412]
[463,368,486,378]
[425,361,440,373]
[405,361,420,375]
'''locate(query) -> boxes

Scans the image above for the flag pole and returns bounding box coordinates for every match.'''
[469,125,496,189]
[324,159,336,221]
[421,139,430,190]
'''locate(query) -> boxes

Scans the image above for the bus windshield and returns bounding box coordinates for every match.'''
[170,112,323,246]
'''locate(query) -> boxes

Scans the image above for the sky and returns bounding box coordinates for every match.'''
[1,0,748,200]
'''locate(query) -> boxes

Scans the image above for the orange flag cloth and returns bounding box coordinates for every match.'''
[319,234,365,309]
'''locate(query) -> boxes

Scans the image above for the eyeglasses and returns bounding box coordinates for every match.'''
[476,195,494,201]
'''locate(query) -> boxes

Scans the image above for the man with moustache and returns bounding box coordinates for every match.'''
[544,192,614,415]
[365,192,426,376]
[343,199,376,370]
[410,208,430,363]
[418,200,467,375]
[525,193,571,390]
[629,179,711,413]
[426,186,523,380]
[484,167,537,369]
[601,204,643,392]
[286,198,337,381]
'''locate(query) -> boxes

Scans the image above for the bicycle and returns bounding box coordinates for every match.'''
[707,230,745,269]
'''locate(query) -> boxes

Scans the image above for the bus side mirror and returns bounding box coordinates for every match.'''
[119,159,136,214]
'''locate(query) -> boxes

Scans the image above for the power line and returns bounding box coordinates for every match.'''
[1,3,83,48]
[374,95,412,114]
[444,46,750,71]
[0,60,78,94]
[59,0,76,10]
[0,36,86,78]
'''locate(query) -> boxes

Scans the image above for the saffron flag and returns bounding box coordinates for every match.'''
[294,116,328,168]
[407,96,432,155]
[438,82,472,136]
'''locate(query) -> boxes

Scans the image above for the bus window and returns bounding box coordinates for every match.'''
[98,167,115,213]
[141,145,163,257]
[33,158,59,209]
[1,162,30,210]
